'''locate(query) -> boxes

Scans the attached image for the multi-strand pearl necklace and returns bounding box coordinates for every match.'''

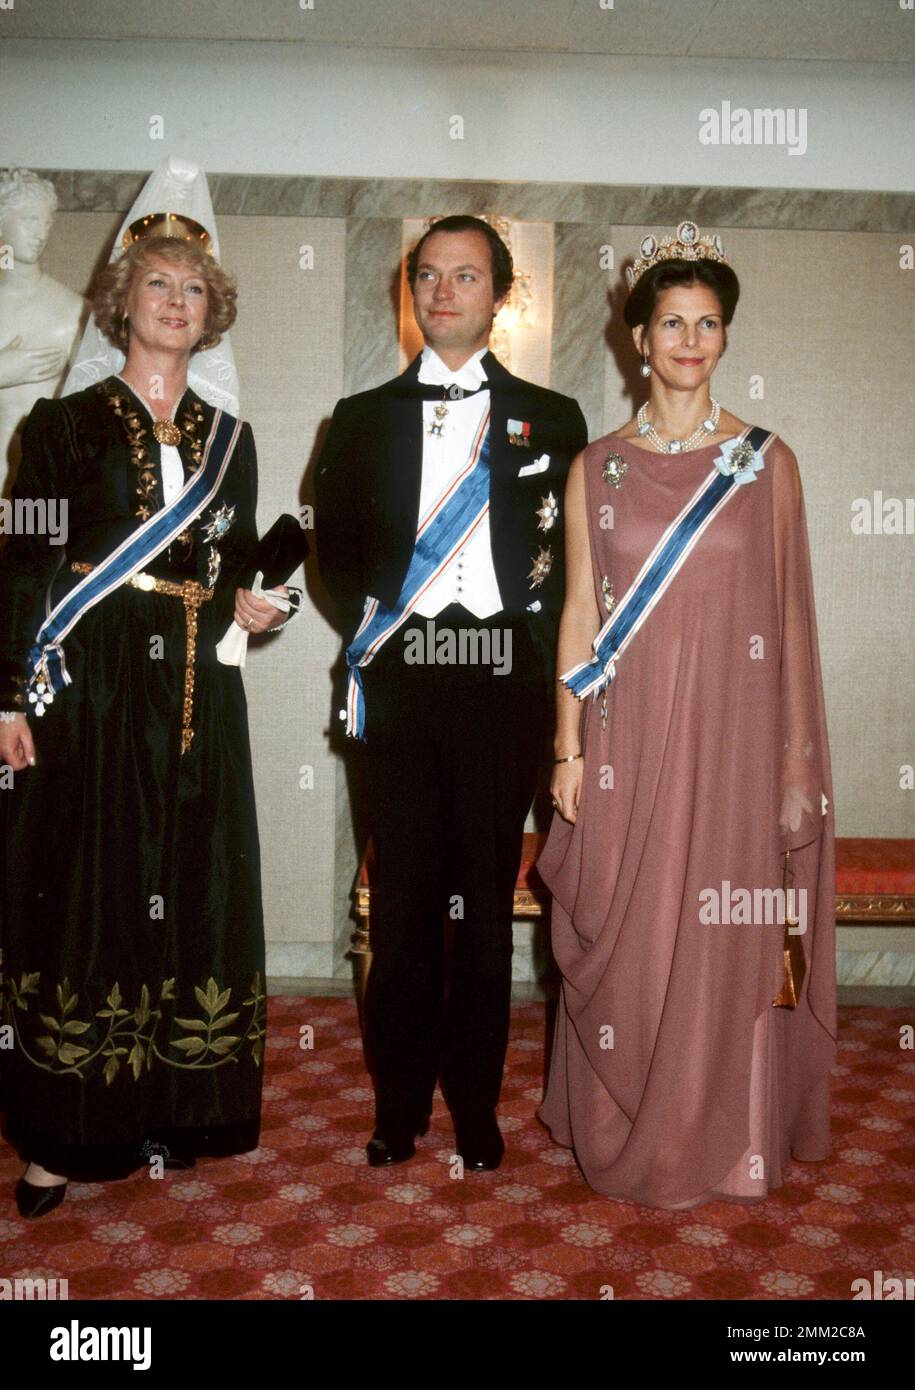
[636,398,720,454]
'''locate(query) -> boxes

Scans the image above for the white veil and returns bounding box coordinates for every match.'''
[62,155,240,414]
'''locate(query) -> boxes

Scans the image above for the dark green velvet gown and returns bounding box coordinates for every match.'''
[0,376,266,1178]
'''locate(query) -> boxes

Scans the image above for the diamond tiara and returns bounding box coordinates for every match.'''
[625,221,728,292]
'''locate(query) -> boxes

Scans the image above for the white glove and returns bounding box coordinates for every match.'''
[216,571,294,668]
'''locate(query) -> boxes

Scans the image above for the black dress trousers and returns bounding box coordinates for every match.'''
[358,602,550,1131]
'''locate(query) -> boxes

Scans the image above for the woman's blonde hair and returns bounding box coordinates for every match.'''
[91,235,238,354]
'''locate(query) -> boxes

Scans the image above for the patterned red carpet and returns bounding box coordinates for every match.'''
[1,998,913,1300]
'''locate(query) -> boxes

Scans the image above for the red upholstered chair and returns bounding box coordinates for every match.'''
[835,837,915,921]
[351,834,915,1005]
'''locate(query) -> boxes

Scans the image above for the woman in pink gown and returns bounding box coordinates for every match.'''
[536,223,836,1209]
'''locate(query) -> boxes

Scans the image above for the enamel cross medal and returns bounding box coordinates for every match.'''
[428,403,448,438]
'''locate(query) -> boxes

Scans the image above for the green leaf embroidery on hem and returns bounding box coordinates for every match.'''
[0,951,266,1082]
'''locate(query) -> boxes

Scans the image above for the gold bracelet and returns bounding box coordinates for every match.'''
[554,752,582,764]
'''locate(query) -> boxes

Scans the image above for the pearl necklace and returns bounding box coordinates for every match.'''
[636,398,720,454]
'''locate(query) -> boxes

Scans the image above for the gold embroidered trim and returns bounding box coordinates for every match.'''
[98,380,206,522]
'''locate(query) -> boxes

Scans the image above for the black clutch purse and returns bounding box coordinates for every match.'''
[245,514,310,589]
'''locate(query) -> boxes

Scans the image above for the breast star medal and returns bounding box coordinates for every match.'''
[724,439,756,474]
[528,547,553,588]
[602,451,627,488]
[207,546,221,588]
[198,504,236,577]
[200,503,236,544]
[152,418,182,446]
[536,492,559,531]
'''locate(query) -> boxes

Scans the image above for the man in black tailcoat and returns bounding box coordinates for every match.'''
[315,216,587,1169]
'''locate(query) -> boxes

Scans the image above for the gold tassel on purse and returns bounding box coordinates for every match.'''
[772,849,807,1009]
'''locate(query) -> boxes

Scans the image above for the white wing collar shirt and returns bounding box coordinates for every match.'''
[412,343,503,619]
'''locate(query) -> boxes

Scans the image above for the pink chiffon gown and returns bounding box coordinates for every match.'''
[536,428,837,1210]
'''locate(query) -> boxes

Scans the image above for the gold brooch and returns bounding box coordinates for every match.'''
[153,419,182,447]
[602,452,627,488]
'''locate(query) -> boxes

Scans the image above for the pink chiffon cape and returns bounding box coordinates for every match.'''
[536,429,837,1209]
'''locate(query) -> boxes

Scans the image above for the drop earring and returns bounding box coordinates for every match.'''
[640,352,652,378]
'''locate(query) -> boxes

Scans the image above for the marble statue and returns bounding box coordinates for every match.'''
[0,169,84,478]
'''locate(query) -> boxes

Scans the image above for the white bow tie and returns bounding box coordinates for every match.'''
[417,355,488,392]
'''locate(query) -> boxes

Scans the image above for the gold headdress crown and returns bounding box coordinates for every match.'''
[121,212,213,255]
[625,221,728,292]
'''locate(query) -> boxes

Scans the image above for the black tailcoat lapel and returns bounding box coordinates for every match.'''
[375,354,425,563]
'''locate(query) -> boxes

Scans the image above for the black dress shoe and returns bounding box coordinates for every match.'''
[366,1115,431,1168]
[15,1177,68,1220]
[453,1111,504,1171]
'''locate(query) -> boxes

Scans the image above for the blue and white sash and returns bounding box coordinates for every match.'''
[562,426,775,702]
[343,408,491,739]
[26,408,243,704]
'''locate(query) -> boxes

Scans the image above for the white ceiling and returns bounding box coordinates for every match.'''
[4,0,914,62]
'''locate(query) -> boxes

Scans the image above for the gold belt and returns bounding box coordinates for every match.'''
[71,561,214,756]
